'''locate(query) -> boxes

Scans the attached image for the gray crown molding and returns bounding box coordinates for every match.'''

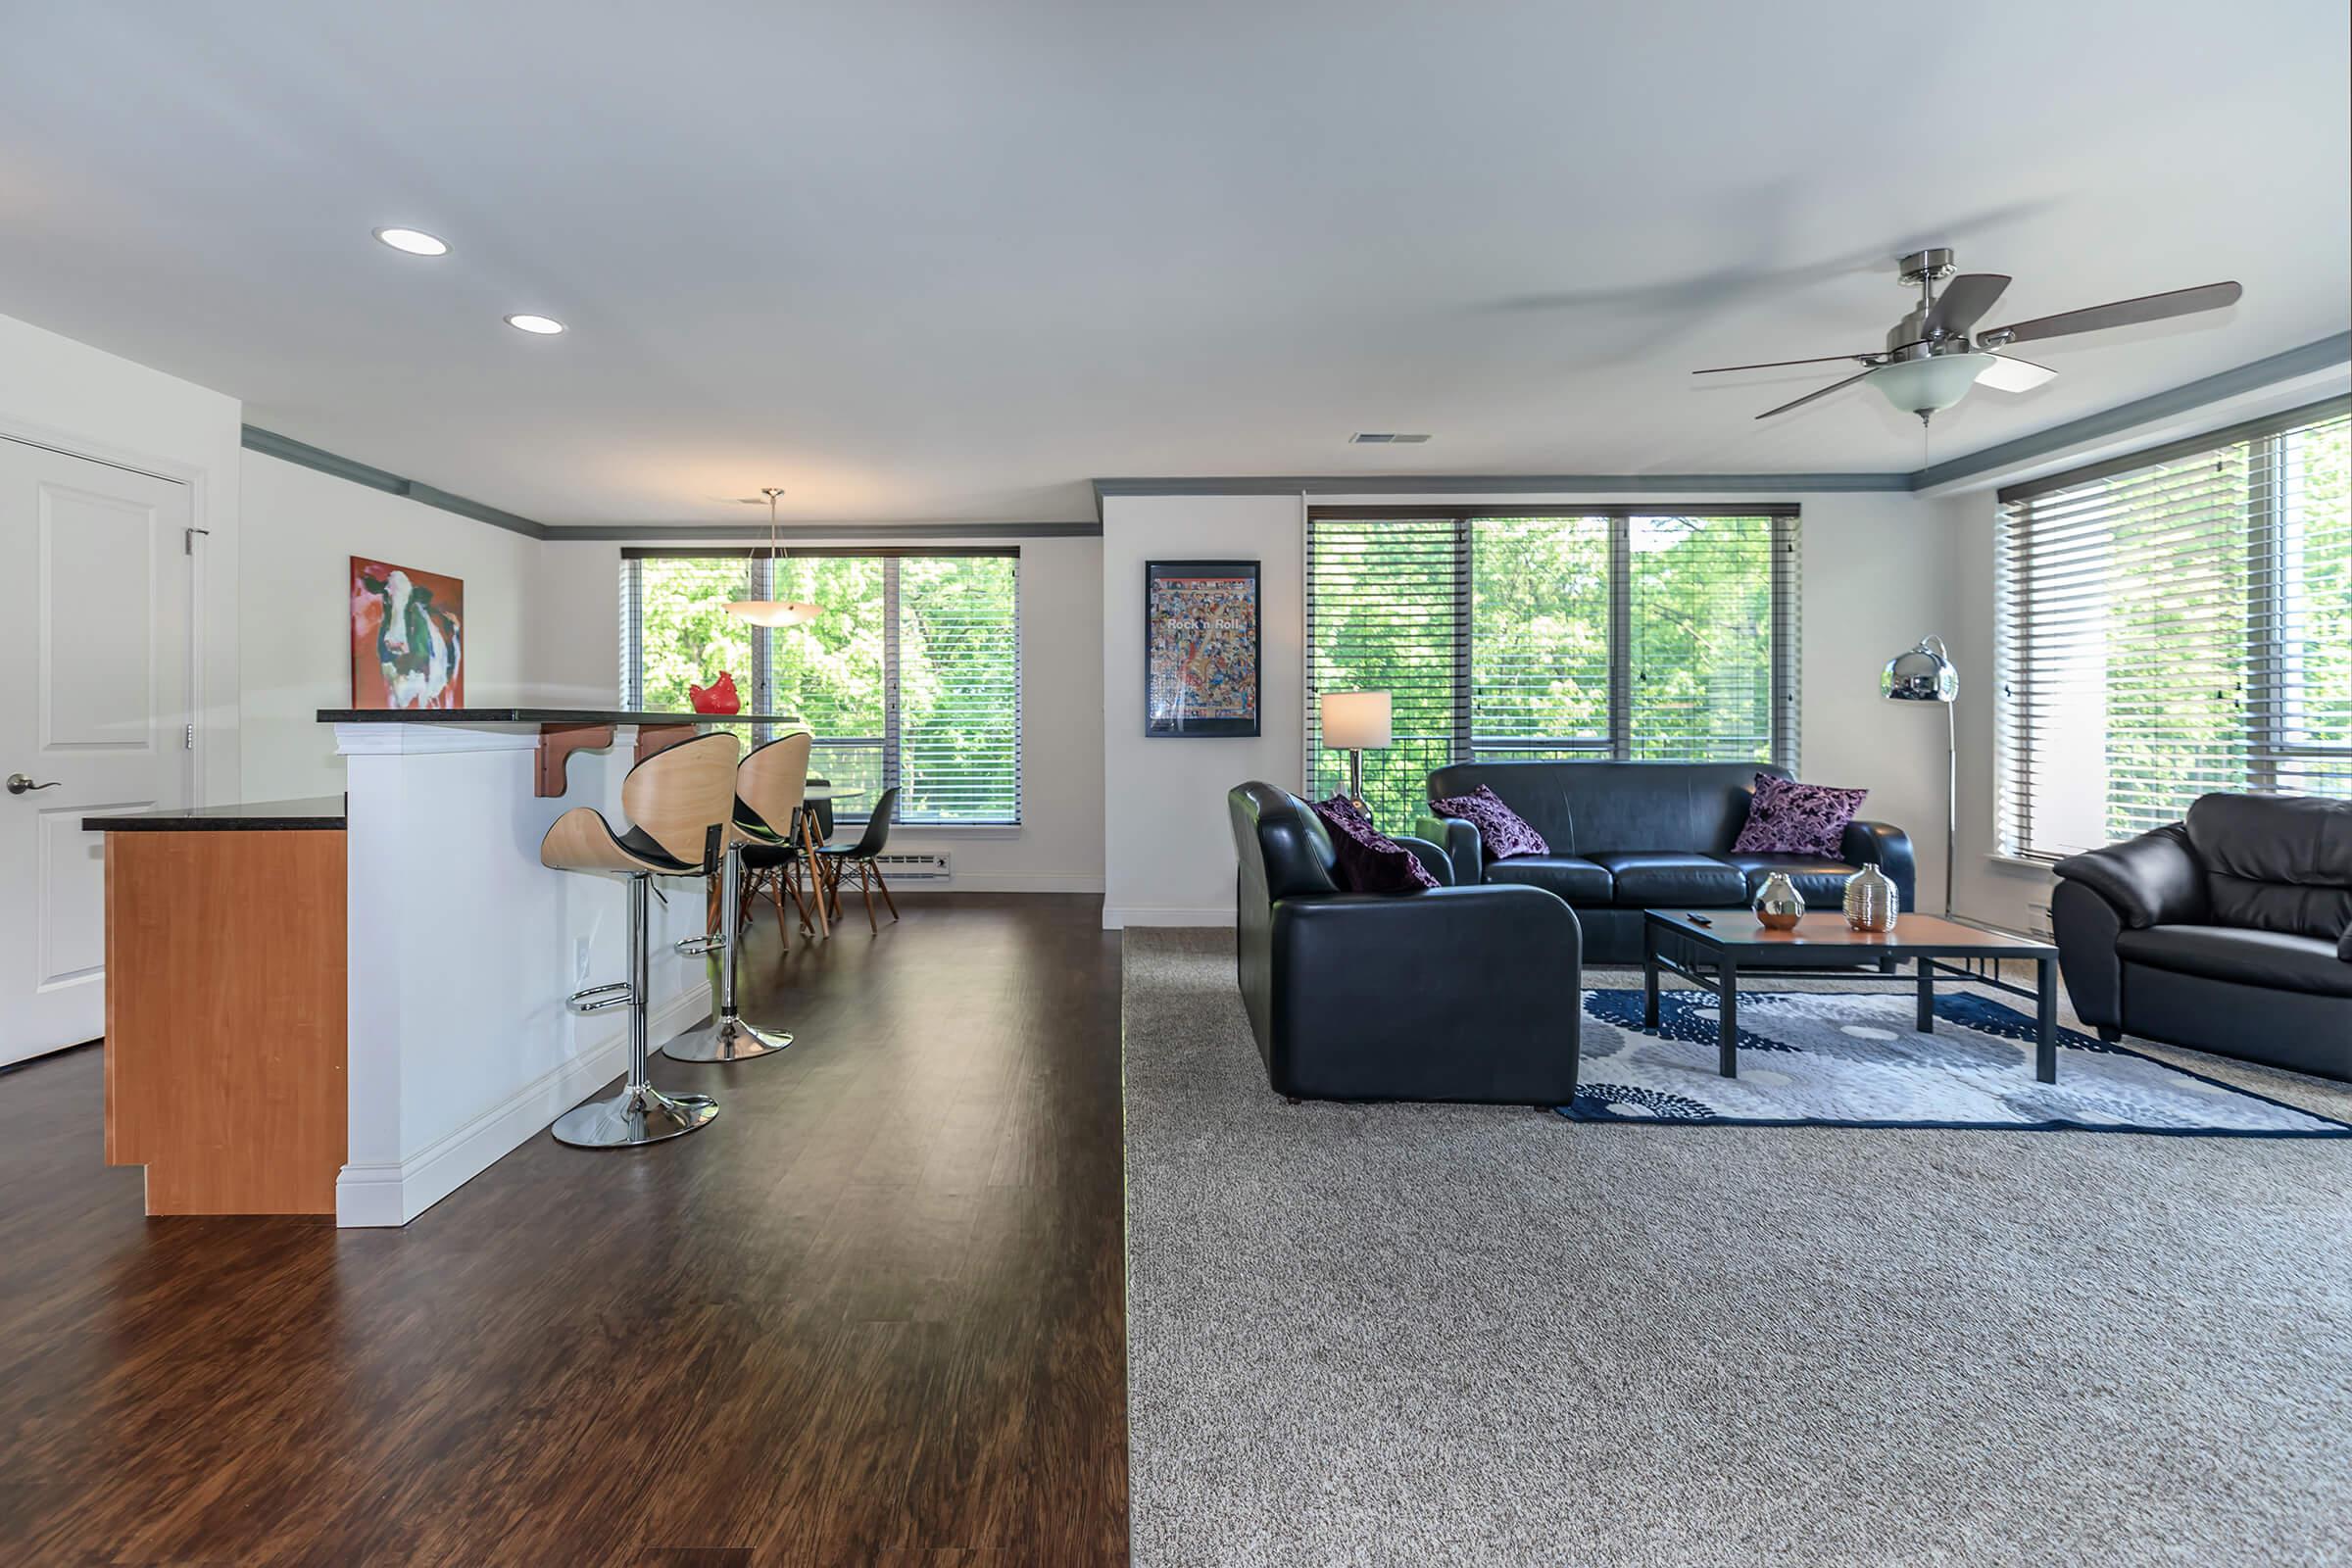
[1907,331,2351,492]
[1089,471,1910,516]
[251,333,2346,541]
[242,425,549,539]
[545,519,1101,541]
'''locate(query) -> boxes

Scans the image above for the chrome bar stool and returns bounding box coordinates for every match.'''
[665,730,809,1063]
[541,730,740,1147]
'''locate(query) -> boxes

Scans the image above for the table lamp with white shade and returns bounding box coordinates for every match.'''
[1321,691,1392,816]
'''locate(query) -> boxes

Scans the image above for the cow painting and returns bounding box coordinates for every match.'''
[350,558,466,710]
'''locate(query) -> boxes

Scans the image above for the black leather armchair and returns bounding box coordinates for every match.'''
[2053,794,2352,1080]
[1228,782,1584,1104]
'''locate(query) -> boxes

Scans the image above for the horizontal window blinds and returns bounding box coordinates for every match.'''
[1996,399,2349,860]
[620,549,1022,825]
[897,555,1021,824]
[1626,514,1798,765]
[1305,509,1799,827]
[1305,515,1469,817]
[1472,514,1611,759]
[768,555,889,808]
[623,556,756,713]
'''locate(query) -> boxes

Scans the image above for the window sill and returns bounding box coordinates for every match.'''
[1982,854,2057,875]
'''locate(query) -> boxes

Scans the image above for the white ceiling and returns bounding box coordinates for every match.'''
[2,1,2345,526]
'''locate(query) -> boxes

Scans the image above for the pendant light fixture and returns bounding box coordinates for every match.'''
[725,487,823,627]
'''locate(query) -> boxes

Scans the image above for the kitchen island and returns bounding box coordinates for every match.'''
[90,710,792,1225]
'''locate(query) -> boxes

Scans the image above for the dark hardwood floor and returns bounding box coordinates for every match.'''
[0,893,1128,1567]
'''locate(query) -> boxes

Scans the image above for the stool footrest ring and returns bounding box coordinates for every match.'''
[565,982,634,1014]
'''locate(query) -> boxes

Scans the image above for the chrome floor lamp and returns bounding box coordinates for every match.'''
[1883,636,1959,919]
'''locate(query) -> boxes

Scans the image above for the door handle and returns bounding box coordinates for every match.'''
[7,773,61,795]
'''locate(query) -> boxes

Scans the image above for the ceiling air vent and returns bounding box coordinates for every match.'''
[1348,432,1431,445]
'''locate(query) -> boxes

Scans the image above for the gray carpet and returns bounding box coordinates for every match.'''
[1122,929,2352,1568]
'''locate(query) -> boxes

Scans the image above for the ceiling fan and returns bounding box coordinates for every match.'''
[1695,248,2242,423]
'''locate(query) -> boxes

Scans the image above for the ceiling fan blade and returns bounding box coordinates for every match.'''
[1925,272,2010,337]
[1983,281,2243,346]
[1692,352,1876,375]
[1754,368,1874,420]
[1974,354,2058,393]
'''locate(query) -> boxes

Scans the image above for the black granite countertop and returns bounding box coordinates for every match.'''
[84,797,348,832]
[317,708,804,725]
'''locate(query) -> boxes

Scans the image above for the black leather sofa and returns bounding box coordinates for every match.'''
[1227,782,1584,1104]
[1413,761,1916,964]
[2052,793,2352,1080]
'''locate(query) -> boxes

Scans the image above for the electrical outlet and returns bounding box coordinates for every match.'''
[575,936,592,984]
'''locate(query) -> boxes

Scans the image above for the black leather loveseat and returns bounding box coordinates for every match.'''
[1414,761,1915,964]
[2052,793,2351,1080]
[1227,782,1584,1103]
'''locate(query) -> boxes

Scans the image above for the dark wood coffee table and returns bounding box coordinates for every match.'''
[1640,910,2064,1082]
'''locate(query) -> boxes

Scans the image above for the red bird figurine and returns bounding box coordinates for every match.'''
[689,670,741,714]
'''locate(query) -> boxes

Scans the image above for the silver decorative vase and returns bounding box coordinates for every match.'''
[1752,871,1805,931]
[1843,862,1899,932]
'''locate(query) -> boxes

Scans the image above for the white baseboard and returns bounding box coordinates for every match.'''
[335,981,712,1228]
[935,872,1105,894]
[1102,906,1236,930]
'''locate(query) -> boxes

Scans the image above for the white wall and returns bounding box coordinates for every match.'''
[530,535,1107,894]
[0,310,244,805]
[1101,495,1307,926]
[240,452,546,798]
[1099,488,1957,929]
[1795,492,1960,914]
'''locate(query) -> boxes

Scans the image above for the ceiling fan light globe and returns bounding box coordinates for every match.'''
[1871,353,1994,416]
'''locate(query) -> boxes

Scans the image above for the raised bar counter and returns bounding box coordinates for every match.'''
[95,711,746,1225]
[318,709,801,797]
[316,708,802,725]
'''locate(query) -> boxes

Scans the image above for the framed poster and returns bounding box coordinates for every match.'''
[1145,560,1260,737]
[351,556,466,710]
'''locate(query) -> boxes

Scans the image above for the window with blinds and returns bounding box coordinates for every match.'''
[620,548,1021,825]
[1306,515,1469,817]
[1305,508,1800,825]
[1995,398,2350,861]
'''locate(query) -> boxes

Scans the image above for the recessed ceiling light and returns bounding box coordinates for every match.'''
[1349,432,1431,444]
[373,226,449,257]
[504,314,565,335]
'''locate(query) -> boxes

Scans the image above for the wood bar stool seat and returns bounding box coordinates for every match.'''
[539,730,739,1148]
[665,731,808,1064]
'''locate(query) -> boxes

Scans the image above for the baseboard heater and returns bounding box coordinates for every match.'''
[875,851,952,883]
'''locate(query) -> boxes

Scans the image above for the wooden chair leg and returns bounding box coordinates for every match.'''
[825,858,846,920]
[871,860,900,922]
[783,860,814,933]
[858,860,878,934]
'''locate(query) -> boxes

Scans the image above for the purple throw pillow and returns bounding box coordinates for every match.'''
[1427,784,1549,860]
[1733,773,1868,858]
[1310,794,1440,894]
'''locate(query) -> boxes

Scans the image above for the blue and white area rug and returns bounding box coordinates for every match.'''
[1566,988,2350,1137]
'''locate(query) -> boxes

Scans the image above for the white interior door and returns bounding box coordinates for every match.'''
[0,437,193,1067]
